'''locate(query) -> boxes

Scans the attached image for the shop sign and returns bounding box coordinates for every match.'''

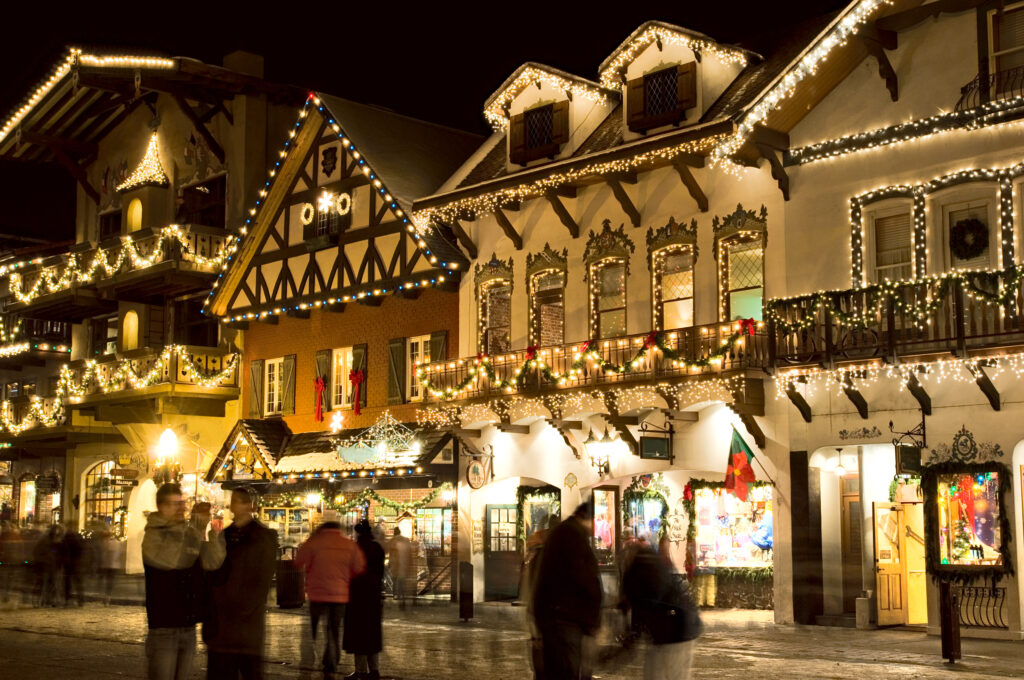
[111,468,138,478]
[472,520,483,553]
[639,436,671,460]
[232,472,254,480]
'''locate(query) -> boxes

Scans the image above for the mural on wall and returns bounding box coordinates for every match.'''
[181,132,224,186]
[838,425,883,440]
[928,425,1005,464]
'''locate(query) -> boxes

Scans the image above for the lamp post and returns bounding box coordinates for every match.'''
[584,428,611,476]
[154,428,180,484]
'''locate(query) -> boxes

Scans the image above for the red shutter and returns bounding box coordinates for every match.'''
[509,112,527,164]
[626,77,645,132]
[552,100,570,145]
[677,61,697,110]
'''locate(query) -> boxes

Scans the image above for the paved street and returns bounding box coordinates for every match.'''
[2,598,1024,679]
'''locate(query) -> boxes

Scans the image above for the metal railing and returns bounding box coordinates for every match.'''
[953,586,1008,629]
[956,66,1024,111]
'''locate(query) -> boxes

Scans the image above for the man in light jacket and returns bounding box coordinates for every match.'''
[142,484,225,680]
[295,511,366,674]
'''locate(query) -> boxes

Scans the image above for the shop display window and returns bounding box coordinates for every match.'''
[694,485,773,568]
[936,472,1002,566]
[416,508,453,555]
[593,487,618,566]
[627,495,667,548]
[261,506,312,549]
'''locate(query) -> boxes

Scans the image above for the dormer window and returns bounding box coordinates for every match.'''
[627,62,696,133]
[509,101,569,165]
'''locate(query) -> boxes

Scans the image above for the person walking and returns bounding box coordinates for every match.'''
[532,501,602,680]
[34,526,60,607]
[387,527,412,608]
[294,511,366,675]
[98,529,123,604]
[143,483,225,680]
[61,522,86,607]
[522,514,559,679]
[621,544,702,680]
[204,488,277,680]
[343,519,384,680]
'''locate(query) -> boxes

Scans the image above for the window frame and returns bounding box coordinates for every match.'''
[265,357,284,416]
[719,235,765,322]
[865,202,915,284]
[652,245,695,331]
[479,279,513,355]
[590,258,628,340]
[331,347,353,410]
[940,195,999,272]
[529,269,566,347]
[406,335,431,403]
[988,2,1024,77]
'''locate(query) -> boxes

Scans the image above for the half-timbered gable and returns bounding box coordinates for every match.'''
[210,94,479,321]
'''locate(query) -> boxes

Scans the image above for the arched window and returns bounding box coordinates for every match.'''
[126,199,143,232]
[714,205,767,322]
[475,255,514,355]
[85,461,130,534]
[591,258,627,339]
[526,244,568,348]
[652,247,694,330]
[122,310,139,351]
[17,475,35,526]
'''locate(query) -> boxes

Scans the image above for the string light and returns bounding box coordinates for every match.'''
[115,132,169,192]
[484,65,614,131]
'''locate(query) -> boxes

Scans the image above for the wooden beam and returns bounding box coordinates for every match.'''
[18,132,97,157]
[842,376,869,420]
[548,419,583,430]
[449,219,477,259]
[968,364,1000,411]
[50,145,99,204]
[604,416,638,455]
[861,27,899,102]
[661,409,699,422]
[357,296,383,307]
[751,125,790,150]
[550,185,577,198]
[545,191,579,238]
[173,95,226,164]
[906,372,932,416]
[735,412,766,448]
[452,428,482,438]
[876,0,981,33]
[398,288,422,300]
[755,143,790,201]
[496,423,530,434]
[671,160,708,212]
[606,177,641,227]
[545,419,583,459]
[227,320,249,330]
[286,308,310,319]
[325,302,346,313]
[258,315,278,325]
[493,207,523,250]
[673,153,705,168]
[786,382,812,423]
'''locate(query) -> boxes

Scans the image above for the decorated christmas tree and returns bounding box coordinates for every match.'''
[951,516,972,561]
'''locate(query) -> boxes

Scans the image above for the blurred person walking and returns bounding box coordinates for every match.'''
[0,522,19,602]
[387,527,413,608]
[34,525,60,607]
[143,483,225,680]
[98,529,123,604]
[343,519,385,680]
[521,514,559,679]
[204,488,277,679]
[294,510,366,675]
[532,501,602,680]
[61,522,86,607]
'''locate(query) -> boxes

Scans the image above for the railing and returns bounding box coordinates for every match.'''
[767,273,1024,368]
[953,586,1008,629]
[419,322,769,402]
[65,345,238,400]
[956,66,1024,111]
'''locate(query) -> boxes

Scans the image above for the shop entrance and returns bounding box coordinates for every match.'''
[873,502,926,626]
[484,504,519,600]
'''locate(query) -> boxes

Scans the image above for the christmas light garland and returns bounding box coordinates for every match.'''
[484,65,614,132]
[115,132,169,192]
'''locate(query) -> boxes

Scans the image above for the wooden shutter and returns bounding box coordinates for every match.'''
[249,359,264,418]
[387,338,406,405]
[314,349,332,411]
[147,304,165,347]
[509,112,527,165]
[281,354,296,415]
[677,62,697,110]
[429,330,448,365]
[352,343,368,409]
[626,76,646,131]
[551,100,570,146]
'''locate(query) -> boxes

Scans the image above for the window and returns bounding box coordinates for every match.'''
[656,249,694,329]
[98,211,121,241]
[91,315,118,356]
[5,382,20,399]
[594,260,627,339]
[525,105,554,152]
[946,202,992,271]
[935,471,1003,566]
[509,101,570,164]
[481,282,512,354]
[644,67,679,119]
[84,460,132,536]
[18,478,36,525]
[627,62,697,133]
[415,508,453,555]
[592,487,618,566]
[265,357,284,415]
[724,239,764,321]
[694,485,773,568]
[873,212,913,281]
[178,175,226,228]
[332,347,353,409]
[126,199,143,232]
[173,297,219,347]
[122,310,139,351]
[531,271,565,347]
[991,5,1024,79]
[407,335,430,402]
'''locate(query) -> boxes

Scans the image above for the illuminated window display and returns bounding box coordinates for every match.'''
[694,485,773,568]
[593,487,618,566]
[627,495,667,547]
[936,472,1002,566]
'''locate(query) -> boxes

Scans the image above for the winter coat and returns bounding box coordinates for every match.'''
[343,536,385,654]
[622,547,702,645]
[294,525,366,603]
[204,520,277,655]
[142,513,225,630]
[532,516,602,634]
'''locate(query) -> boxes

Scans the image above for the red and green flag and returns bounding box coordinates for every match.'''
[725,427,756,501]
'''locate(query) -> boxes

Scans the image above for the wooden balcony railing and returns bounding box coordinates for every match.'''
[767,271,1024,368]
[419,322,769,402]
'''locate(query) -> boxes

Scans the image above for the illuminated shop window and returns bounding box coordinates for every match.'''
[592,487,618,566]
[694,485,773,568]
[936,472,1003,566]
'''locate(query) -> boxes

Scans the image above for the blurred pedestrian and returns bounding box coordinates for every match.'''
[344,519,385,680]
[62,522,86,607]
[34,525,60,607]
[294,510,366,675]
[532,500,602,680]
[204,488,277,679]
[143,483,225,680]
[621,545,702,680]
[387,527,412,608]
[98,529,123,604]
[0,522,18,602]
[522,514,560,679]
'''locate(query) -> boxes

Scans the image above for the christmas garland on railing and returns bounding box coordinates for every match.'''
[417,326,752,400]
[765,266,1024,335]
[323,482,454,515]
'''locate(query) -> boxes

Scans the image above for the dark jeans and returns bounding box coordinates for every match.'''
[309,601,345,671]
[206,652,263,680]
[538,620,590,680]
[146,626,196,680]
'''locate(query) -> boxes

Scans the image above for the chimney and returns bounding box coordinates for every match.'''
[222,51,264,78]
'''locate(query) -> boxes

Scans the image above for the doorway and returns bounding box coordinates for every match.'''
[873,501,927,626]
[483,504,519,600]
[839,474,862,613]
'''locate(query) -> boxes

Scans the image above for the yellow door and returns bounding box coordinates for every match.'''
[873,503,908,626]
[903,502,928,625]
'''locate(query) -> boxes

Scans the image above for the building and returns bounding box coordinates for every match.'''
[0,48,303,571]
[202,93,481,595]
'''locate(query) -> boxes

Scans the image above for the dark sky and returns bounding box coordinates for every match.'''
[0,1,848,241]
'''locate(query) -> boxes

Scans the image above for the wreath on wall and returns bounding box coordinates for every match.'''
[622,474,671,544]
[949,217,989,261]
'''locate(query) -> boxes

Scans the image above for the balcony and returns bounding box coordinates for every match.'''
[3,224,231,320]
[418,321,769,404]
[0,318,72,369]
[956,66,1024,112]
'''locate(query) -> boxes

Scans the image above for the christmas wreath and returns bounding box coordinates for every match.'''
[950,217,988,261]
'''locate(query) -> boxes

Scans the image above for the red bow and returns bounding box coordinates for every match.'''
[525,345,539,362]
[314,376,326,423]
[475,353,485,365]
[349,368,364,416]
[643,331,659,350]
[579,340,595,355]
[725,452,757,502]
[739,318,757,337]
[683,482,693,502]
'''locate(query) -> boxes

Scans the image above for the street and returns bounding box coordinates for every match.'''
[1,601,1023,679]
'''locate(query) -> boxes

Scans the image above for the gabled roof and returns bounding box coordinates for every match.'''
[483,62,619,132]
[204,418,291,482]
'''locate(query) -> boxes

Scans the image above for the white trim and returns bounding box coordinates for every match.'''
[407,335,431,402]
[265,357,284,416]
[331,347,353,410]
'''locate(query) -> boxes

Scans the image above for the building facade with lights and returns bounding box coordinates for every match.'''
[0,49,304,572]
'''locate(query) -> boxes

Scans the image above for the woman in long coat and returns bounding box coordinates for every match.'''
[343,519,384,680]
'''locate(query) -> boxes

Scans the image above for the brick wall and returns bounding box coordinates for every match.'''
[242,287,458,432]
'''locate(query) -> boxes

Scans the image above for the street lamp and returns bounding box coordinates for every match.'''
[834,447,847,477]
[585,428,611,476]
[157,428,178,467]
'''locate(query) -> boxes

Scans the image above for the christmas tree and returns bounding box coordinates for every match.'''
[951,516,972,561]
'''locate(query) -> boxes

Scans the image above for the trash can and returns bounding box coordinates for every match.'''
[276,546,305,609]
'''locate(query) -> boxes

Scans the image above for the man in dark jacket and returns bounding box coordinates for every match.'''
[205,488,277,679]
[532,500,602,680]
[143,483,225,680]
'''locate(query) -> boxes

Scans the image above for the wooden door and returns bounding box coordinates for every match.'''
[903,502,928,625]
[873,503,908,626]
[840,475,862,613]
[484,504,520,601]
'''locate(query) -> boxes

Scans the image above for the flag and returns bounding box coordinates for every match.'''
[725,427,756,501]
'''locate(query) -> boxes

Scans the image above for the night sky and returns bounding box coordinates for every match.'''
[0,1,848,242]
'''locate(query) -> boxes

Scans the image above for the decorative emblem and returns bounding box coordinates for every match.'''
[838,425,883,440]
[564,472,578,491]
[300,203,315,225]
[321,147,338,177]
[646,217,698,269]
[467,459,487,489]
[526,243,568,279]
[474,253,514,296]
[584,220,635,269]
[928,425,1005,464]
[713,203,767,242]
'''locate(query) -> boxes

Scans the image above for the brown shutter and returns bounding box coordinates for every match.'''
[626,76,646,132]
[315,349,332,411]
[147,304,165,348]
[249,359,264,418]
[352,343,368,409]
[281,354,296,415]
[551,100,570,146]
[387,338,406,405]
[508,112,527,164]
[677,62,697,110]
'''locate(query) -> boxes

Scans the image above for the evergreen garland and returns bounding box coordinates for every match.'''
[622,474,671,542]
[515,485,560,542]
